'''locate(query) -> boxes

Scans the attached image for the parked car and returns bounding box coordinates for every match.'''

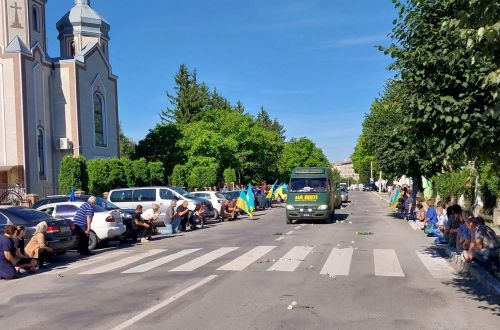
[190,191,226,219]
[340,187,349,203]
[107,186,216,223]
[36,202,125,250]
[222,191,240,202]
[362,183,378,191]
[0,207,77,254]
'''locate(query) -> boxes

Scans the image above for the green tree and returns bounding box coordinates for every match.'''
[277,137,330,181]
[223,168,237,183]
[171,164,189,188]
[132,158,150,187]
[148,161,165,185]
[58,156,88,195]
[133,123,184,178]
[87,159,110,195]
[382,0,500,171]
[161,64,210,124]
[351,135,378,183]
[119,124,135,159]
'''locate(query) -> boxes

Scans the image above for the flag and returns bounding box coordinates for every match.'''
[389,189,400,208]
[274,183,283,199]
[266,180,278,199]
[281,183,288,193]
[236,190,252,217]
[68,187,76,202]
[246,183,255,212]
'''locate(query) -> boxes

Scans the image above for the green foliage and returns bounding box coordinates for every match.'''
[58,156,88,195]
[188,164,218,189]
[277,137,330,181]
[223,168,237,183]
[382,0,500,169]
[132,158,150,187]
[480,162,500,214]
[133,123,184,178]
[351,135,378,183]
[433,169,474,204]
[148,161,165,185]
[171,164,189,188]
[332,168,342,184]
[87,159,111,196]
[119,124,135,159]
[121,158,136,188]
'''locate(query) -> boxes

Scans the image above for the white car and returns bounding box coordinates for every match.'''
[190,191,227,219]
[37,202,125,250]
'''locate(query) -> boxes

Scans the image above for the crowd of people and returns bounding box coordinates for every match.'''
[392,186,500,276]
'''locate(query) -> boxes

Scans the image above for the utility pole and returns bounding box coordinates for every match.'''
[379,170,382,193]
[370,161,374,183]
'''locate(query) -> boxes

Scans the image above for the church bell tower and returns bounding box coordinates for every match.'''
[56,0,110,59]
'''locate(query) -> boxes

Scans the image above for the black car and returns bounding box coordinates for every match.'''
[0,207,78,253]
[222,191,240,202]
[362,183,378,191]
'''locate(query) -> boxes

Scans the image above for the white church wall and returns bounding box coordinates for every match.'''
[76,49,119,161]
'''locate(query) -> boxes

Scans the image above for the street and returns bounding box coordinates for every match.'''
[1,191,499,330]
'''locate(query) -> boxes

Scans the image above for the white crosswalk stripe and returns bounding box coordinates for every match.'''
[170,247,239,272]
[320,247,353,276]
[217,246,276,271]
[416,251,456,279]
[41,250,128,275]
[267,246,314,272]
[123,249,202,274]
[80,249,166,275]
[373,249,405,277]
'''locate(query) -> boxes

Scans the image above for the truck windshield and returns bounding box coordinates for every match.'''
[290,178,327,193]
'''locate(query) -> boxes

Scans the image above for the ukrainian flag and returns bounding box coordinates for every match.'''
[246,183,255,212]
[236,190,252,217]
[266,180,278,199]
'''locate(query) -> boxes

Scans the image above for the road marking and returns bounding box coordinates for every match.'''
[267,246,314,272]
[110,275,218,330]
[416,251,456,279]
[373,249,405,277]
[408,220,419,231]
[80,249,166,275]
[275,236,284,241]
[41,250,128,275]
[372,192,389,203]
[294,225,301,230]
[320,247,354,276]
[285,230,294,235]
[122,249,201,274]
[217,246,276,271]
[170,247,239,272]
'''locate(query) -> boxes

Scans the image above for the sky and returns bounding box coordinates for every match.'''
[45,0,397,162]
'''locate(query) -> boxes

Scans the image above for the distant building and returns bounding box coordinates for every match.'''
[0,0,119,196]
[332,158,359,181]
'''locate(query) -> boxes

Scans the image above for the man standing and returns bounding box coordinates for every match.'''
[73,196,96,256]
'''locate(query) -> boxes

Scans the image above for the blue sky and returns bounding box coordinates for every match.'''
[46,0,396,162]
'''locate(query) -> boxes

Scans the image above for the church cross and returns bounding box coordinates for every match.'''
[10,2,24,29]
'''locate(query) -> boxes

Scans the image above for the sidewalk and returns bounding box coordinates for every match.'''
[372,191,500,296]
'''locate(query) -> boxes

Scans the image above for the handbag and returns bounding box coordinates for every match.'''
[424,224,435,235]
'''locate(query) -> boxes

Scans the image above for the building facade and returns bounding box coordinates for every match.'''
[332,158,359,181]
[0,0,119,196]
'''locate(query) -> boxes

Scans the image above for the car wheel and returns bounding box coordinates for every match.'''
[55,251,67,256]
[286,216,293,224]
[88,231,99,250]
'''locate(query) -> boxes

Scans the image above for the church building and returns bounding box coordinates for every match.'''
[0,0,119,196]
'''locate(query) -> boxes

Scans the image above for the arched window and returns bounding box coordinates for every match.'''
[37,128,46,180]
[94,93,106,147]
[32,6,39,32]
[70,41,76,57]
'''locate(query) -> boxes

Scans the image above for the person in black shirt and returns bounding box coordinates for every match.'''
[131,205,150,243]
[176,201,190,231]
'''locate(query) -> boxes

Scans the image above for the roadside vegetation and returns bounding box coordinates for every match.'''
[352,0,499,214]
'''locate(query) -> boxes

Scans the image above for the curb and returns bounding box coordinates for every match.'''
[443,246,500,296]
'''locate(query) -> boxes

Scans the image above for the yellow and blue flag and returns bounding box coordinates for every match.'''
[236,190,252,217]
[246,184,255,212]
[266,180,278,199]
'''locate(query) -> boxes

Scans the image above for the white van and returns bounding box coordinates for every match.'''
[108,186,215,223]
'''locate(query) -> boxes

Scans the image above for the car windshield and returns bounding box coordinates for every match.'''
[290,178,327,193]
[6,208,52,223]
[93,205,107,212]
[172,187,196,199]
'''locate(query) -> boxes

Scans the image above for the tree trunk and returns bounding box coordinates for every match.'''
[412,175,423,199]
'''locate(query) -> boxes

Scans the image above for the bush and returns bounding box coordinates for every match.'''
[171,164,189,188]
[87,159,110,195]
[223,168,236,183]
[132,158,149,186]
[121,158,136,187]
[188,165,217,189]
[433,169,474,204]
[148,161,165,185]
[58,156,88,195]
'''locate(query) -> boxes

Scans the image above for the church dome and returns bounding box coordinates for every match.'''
[56,0,110,41]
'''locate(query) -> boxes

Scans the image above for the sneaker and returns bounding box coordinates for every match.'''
[140,238,149,243]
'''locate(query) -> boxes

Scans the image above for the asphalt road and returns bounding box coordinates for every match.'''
[1,191,499,330]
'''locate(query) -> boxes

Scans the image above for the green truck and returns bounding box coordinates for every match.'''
[285,167,341,224]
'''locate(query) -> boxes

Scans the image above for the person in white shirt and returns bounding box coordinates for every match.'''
[140,203,160,241]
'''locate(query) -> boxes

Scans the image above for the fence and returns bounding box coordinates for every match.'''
[0,184,32,207]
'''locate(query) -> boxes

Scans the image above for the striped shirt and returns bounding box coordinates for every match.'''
[73,202,94,228]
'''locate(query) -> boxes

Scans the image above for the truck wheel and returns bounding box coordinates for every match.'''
[286,216,293,224]
[88,231,98,250]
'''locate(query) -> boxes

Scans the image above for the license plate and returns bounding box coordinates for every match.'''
[302,213,311,217]
[60,226,71,234]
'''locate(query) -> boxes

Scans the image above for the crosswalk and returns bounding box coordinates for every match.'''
[64,245,457,280]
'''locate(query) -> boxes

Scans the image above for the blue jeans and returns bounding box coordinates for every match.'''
[167,217,181,233]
